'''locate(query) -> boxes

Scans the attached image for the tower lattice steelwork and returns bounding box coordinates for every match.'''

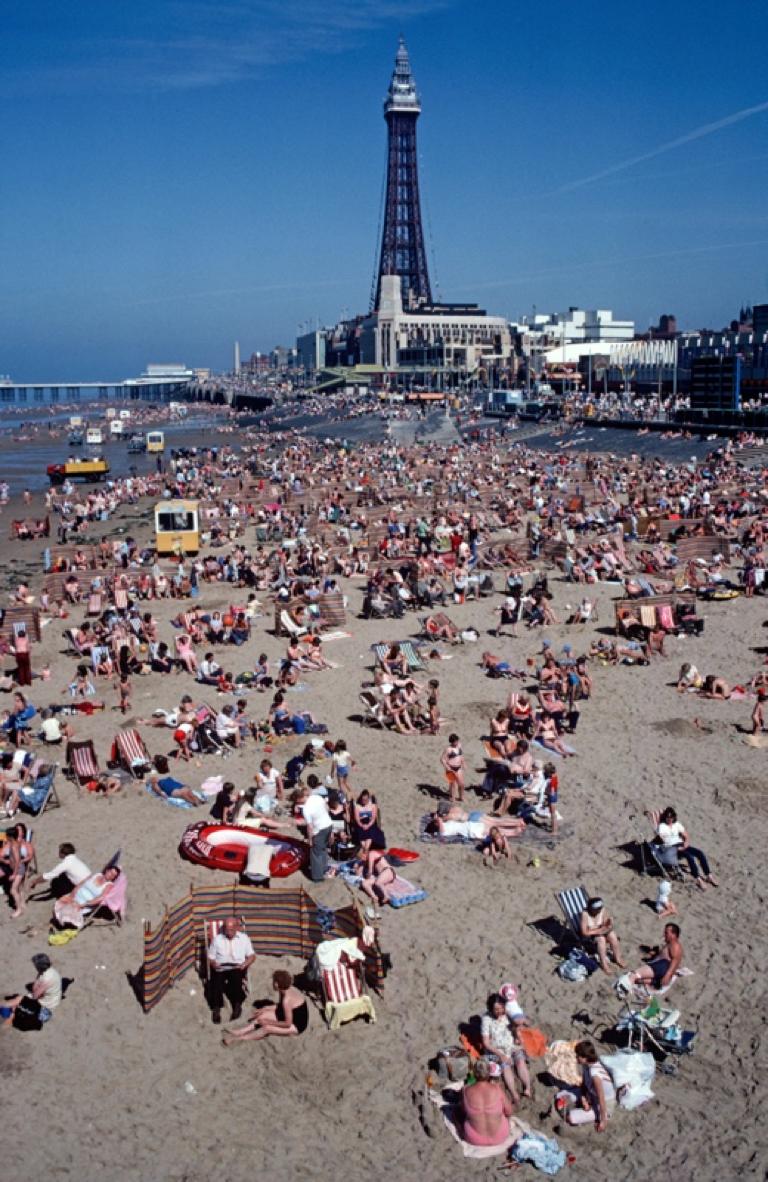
[373,38,432,311]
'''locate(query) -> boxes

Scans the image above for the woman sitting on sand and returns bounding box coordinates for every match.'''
[383,687,417,734]
[428,803,525,840]
[461,1058,514,1147]
[223,970,308,1047]
[533,714,575,757]
[359,848,397,908]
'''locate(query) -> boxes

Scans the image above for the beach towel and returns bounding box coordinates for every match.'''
[533,740,577,759]
[639,603,657,629]
[320,630,351,641]
[388,874,427,908]
[657,604,675,630]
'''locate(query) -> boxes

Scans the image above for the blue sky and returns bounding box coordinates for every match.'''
[2,0,768,380]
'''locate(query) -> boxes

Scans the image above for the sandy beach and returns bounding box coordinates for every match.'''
[1,418,766,1182]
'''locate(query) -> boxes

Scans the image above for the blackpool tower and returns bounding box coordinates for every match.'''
[373,38,432,311]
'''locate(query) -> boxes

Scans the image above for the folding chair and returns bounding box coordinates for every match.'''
[201,917,250,993]
[316,946,376,1031]
[279,609,308,640]
[556,885,592,948]
[113,586,129,614]
[638,811,684,882]
[80,871,127,929]
[90,644,112,674]
[65,739,99,788]
[18,764,61,816]
[359,691,385,728]
[112,729,152,779]
[66,628,87,656]
[373,642,425,672]
[87,592,102,617]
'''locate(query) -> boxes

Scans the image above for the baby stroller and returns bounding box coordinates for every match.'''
[614,996,697,1061]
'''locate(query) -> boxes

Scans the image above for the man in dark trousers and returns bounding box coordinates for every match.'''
[206,916,255,1025]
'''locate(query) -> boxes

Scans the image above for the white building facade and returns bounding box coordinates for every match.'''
[360,276,513,370]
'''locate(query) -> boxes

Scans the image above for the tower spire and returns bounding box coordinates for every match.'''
[373,38,432,311]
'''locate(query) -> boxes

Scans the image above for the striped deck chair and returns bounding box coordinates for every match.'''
[319,954,376,1031]
[65,739,99,787]
[113,729,152,779]
[372,642,425,672]
[81,871,127,929]
[113,586,129,613]
[556,885,590,947]
[18,763,60,816]
[90,644,112,674]
[359,691,386,728]
[87,592,102,617]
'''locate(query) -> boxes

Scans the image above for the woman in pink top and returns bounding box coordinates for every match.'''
[462,1058,513,1146]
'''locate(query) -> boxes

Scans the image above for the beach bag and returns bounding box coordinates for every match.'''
[12,996,43,1031]
[557,947,599,981]
[437,1048,469,1082]
[569,947,600,975]
[601,1051,655,1110]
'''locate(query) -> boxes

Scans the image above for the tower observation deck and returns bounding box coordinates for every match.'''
[373,38,432,311]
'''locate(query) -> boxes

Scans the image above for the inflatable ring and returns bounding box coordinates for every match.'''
[179,820,308,879]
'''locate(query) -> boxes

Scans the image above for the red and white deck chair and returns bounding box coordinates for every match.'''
[112,728,152,779]
[315,937,377,1030]
[113,585,130,614]
[65,739,99,788]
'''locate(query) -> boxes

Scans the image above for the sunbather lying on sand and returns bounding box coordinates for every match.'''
[427,803,525,840]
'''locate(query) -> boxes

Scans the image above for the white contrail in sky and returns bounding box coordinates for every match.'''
[555,99,768,194]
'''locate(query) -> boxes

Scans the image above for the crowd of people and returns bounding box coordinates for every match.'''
[3,398,765,1163]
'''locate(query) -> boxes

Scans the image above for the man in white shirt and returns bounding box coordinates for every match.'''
[198,653,222,686]
[29,843,91,897]
[299,786,332,882]
[207,916,255,1025]
[215,706,241,748]
[40,713,63,744]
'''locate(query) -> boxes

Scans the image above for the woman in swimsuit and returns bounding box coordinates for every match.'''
[223,970,308,1046]
[359,849,397,907]
[462,1058,514,1146]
